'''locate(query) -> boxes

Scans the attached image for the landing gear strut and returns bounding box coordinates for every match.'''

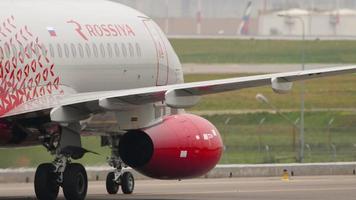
[34,123,89,200]
[105,135,135,195]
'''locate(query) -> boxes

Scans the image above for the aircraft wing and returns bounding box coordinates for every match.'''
[4,65,356,121]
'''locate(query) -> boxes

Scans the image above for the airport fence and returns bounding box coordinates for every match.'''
[208,111,356,164]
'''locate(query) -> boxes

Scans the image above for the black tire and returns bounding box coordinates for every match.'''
[34,163,59,200]
[121,171,134,194]
[62,163,88,200]
[106,172,120,194]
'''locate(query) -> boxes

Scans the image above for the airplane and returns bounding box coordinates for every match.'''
[0,0,355,200]
[238,1,253,35]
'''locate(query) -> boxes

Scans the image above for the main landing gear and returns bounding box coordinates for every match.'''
[34,123,89,200]
[105,135,135,195]
[34,156,88,200]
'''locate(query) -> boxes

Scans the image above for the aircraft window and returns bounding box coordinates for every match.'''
[136,43,142,57]
[49,44,55,58]
[35,44,41,57]
[4,43,10,59]
[78,44,84,58]
[100,43,106,58]
[121,43,127,57]
[26,44,33,58]
[114,43,120,57]
[92,43,98,57]
[19,45,25,59]
[107,43,113,58]
[57,43,63,58]
[0,47,4,60]
[85,43,91,57]
[128,43,134,57]
[40,44,47,57]
[0,47,4,59]
[11,45,17,58]
[70,43,77,58]
[64,44,69,58]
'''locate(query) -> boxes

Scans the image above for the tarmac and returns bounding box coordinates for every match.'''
[0,176,356,200]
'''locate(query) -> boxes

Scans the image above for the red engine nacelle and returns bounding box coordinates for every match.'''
[119,114,223,179]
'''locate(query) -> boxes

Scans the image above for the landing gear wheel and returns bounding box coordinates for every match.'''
[106,172,120,194]
[62,163,88,200]
[121,171,135,194]
[34,163,59,200]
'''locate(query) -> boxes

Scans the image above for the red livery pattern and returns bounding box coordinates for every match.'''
[67,20,136,41]
[0,16,61,116]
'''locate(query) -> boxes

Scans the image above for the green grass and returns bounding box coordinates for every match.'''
[170,39,356,64]
[1,111,356,168]
[184,73,356,111]
[0,137,110,168]
[208,112,356,164]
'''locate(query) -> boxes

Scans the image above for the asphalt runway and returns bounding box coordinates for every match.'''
[1,176,356,200]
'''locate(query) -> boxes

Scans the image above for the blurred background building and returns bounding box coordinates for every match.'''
[111,0,356,38]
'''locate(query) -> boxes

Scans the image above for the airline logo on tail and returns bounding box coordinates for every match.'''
[238,1,253,35]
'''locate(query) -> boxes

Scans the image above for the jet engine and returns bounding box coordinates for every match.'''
[119,114,223,179]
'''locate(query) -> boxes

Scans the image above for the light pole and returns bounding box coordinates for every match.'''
[222,117,231,164]
[257,117,266,153]
[196,0,202,35]
[327,118,334,151]
[278,14,306,162]
[256,94,297,126]
[256,93,300,162]
[164,0,169,34]
[293,118,300,154]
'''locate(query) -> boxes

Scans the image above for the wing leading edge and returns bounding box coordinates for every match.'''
[4,65,356,121]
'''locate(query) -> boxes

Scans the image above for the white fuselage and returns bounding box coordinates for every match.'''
[0,0,183,99]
